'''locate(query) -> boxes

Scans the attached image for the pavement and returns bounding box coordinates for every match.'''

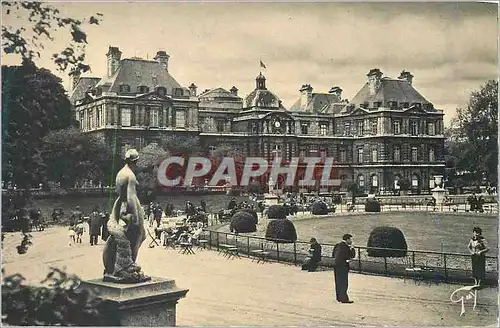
[2,227,498,326]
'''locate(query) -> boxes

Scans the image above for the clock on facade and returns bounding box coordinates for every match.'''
[271,117,284,134]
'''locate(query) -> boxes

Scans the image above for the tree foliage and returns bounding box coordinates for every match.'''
[2,1,102,75]
[2,62,75,188]
[41,127,115,188]
[159,135,201,157]
[2,267,106,326]
[449,80,498,185]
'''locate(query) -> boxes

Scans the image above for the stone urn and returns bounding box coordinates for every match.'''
[434,175,444,188]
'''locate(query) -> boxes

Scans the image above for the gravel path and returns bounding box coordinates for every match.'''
[2,227,497,326]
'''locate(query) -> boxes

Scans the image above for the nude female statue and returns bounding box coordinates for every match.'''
[102,149,150,283]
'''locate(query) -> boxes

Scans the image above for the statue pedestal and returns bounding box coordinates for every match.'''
[431,187,447,206]
[81,277,188,326]
[264,193,279,206]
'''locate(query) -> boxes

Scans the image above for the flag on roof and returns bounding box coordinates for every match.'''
[260,60,267,69]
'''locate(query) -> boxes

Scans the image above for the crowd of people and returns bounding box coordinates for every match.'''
[67,206,110,246]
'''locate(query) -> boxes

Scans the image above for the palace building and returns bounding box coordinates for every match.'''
[70,46,445,194]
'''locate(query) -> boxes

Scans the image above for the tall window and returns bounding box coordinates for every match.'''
[95,108,100,127]
[209,145,217,156]
[150,108,159,127]
[429,147,435,162]
[371,148,378,162]
[340,149,346,163]
[357,147,364,163]
[79,112,84,130]
[320,123,328,136]
[411,174,419,188]
[301,123,309,135]
[410,121,418,136]
[216,120,225,132]
[394,146,401,162]
[344,122,351,136]
[372,175,378,187]
[358,175,365,188]
[357,121,364,136]
[121,108,131,127]
[88,111,93,130]
[175,110,186,127]
[371,120,378,135]
[411,147,418,162]
[393,120,400,134]
[427,122,435,136]
[97,106,104,127]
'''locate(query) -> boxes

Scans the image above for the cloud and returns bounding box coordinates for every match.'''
[2,2,497,127]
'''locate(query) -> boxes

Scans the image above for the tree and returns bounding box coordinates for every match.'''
[41,127,114,188]
[159,135,201,157]
[2,1,102,76]
[450,80,498,185]
[2,62,75,188]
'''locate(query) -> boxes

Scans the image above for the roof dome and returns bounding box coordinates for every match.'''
[244,73,286,109]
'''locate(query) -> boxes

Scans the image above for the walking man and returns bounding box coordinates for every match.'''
[89,207,102,246]
[333,233,356,303]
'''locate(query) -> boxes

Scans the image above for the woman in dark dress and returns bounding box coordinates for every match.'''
[467,226,489,285]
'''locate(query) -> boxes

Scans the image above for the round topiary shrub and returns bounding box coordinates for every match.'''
[311,201,329,215]
[230,211,257,233]
[265,219,297,243]
[367,226,408,257]
[365,199,381,212]
[267,205,287,220]
[240,208,258,225]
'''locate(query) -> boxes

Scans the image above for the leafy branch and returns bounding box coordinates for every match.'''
[2,1,102,75]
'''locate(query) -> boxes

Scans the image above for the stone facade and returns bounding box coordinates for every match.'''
[70,46,445,194]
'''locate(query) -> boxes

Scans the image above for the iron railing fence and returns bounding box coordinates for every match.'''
[202,229,498,286]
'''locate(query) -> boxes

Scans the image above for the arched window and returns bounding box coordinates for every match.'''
[371,175,378,187]
[156,86,167,96]
[394,175,401,190]
[358,175,365,188]
[411,174,419,188]
[429,147,435,162]
[137,85,149,94]
[119,84,130,93]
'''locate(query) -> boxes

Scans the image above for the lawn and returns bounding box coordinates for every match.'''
[219,211,498,256]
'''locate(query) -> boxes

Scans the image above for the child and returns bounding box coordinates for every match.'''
[75,221,85,244]
[68,225,76,246]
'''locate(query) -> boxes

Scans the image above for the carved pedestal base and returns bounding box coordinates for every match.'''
[81,277,188,326]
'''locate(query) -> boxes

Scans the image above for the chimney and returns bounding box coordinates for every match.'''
[106,46,122,78]
[299,84,313,110]
[230,86,238,96]
[189,83,197,97]
[367,68,383,95]
[71,70,81,91]
[154,50,170,72]
[328,86,343,100]
[399,70,414,85]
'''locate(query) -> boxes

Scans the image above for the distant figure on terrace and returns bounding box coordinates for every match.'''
[89,207,102,246]
[228,198,237,210]
[153,204,163,228]
[70,206,83,226]
[333,233,356,303]
[468,226,489,286]
[302,237,322,272]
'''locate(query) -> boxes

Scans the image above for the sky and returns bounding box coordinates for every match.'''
[2,2,498,126]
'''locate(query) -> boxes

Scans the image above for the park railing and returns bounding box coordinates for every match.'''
[202,229,498,286]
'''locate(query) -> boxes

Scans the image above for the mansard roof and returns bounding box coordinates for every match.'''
[350,78,432,107]
[96,58,183,95]
[199,87,241,100]
[69,77,100,105]
[289,93,341,112]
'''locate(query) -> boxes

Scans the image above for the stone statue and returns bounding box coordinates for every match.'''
[102,149,151,283]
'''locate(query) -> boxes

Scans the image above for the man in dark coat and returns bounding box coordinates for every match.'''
[302,237,322,272]
[101,211,110,241]
[89,207,102,246]
[333,233,356,303]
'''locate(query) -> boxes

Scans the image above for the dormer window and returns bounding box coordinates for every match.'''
[95,87,102,96]
[373,101,382,109]
[411,102,422,110]
[388,101,398,109]
[173,88,184,97]
[156,86,167,96]
[402,102,410,109]
[137,86,149,94]
[361,102,369,109]
[119,84,130,93]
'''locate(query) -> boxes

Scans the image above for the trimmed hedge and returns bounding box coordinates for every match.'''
[240,208,258,225]
[265,219,297,243]
[367,226,408,257]
[311,201,329,215]
[365,199,381,212]
[229,211,257,233]
[267,205,287,220]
